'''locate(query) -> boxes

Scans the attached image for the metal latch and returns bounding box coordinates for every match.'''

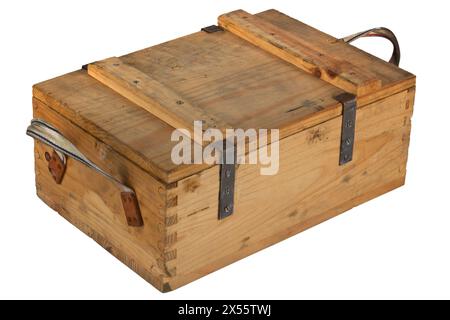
[201,25,223,33]
[218,143,236,219]
[336,93,357,165]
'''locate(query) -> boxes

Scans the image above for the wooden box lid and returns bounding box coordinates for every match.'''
[33,9,415,184]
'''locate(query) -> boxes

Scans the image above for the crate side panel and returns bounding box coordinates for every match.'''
[165,89,414,289]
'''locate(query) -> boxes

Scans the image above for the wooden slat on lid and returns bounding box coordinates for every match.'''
[218,10,381,96]
[219,9,415,97]
[87,57,229,144]
[255,9,416,105]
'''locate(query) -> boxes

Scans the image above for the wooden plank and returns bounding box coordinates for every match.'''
[33,99,172,291]
[168,178,404,290]
[255,9,416,98]
[357,77,416,107]
[87,57,229,143]
[218,10,382,96]
[162,89,414,290]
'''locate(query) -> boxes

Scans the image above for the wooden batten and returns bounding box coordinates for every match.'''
[219,9,415,98]
[87,57,229,144]
[219,10,380,96]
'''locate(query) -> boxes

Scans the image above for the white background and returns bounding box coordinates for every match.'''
[0,0,449,299]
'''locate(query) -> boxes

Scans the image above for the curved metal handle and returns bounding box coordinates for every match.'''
[341,27,401,66]
[27,119,143,227]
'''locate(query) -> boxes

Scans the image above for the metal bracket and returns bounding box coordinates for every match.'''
[45,150,66,184]
[218,143,236,219]
[120,192,143,227]
[201,25,223,33]
[336,93,357,165]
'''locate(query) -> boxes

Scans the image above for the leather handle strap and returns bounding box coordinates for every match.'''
[341,27,401,66]
[27,119,143,227]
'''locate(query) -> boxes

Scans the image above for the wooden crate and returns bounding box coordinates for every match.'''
[28,9,415,292]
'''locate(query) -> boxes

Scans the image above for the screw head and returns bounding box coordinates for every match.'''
[345,120,353,128]
[224,204,233,214]
[225,169,231,178]
[345,138,352,146]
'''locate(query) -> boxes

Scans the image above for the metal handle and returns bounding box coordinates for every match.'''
[341,27,401,66]
[27,119,143,227]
